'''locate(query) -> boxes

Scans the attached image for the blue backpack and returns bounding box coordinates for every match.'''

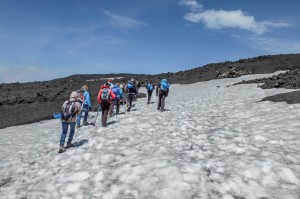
[147,83,154,91]
[127,83,133,89]
[112,87,120,99]
[160,80,169,91]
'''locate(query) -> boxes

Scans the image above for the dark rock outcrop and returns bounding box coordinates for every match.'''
[236,69,300,89]
[236,68,300,104]
[261,91,300,104]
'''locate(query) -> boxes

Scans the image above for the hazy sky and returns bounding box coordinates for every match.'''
[0,0,299,83]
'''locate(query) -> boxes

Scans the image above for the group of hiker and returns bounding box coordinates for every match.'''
[58,78,170,153]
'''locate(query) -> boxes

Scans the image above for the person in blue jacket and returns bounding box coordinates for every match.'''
[125,79,137,112]
[156,79,170,111]
[146,81,155,104]
[76,85,92,127]
[109,83,124,116]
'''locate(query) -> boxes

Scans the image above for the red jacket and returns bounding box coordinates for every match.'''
[97,85,116,103]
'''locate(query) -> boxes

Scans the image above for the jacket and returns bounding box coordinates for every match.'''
[111,85,124,100]
[97,85,116,103]
[83,90,91,107]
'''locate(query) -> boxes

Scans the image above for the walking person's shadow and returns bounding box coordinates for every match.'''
[73,139,89,147]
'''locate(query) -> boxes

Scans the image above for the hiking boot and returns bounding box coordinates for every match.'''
[127,106,131,112]
[76,125,81,129]
[83,121,88,126]
[147,102,150,104]
[102,124,107,127]
[58,145,64,153]
[66,143,74,148]
[157,107,161,110]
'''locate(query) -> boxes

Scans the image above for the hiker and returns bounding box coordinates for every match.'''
[109,83,124,116]
[59,91,82,153]
[97,83,116,127]
[107,79,114,88]
[156,78,170,111]
[119,82,125,105]
[146,81,155,104]
[125,78,137,112]
[135,79,141,97]
[76,85,92,127]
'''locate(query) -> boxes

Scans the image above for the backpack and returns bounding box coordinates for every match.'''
[61,101,76,120]
[101,88,111,101]
[160,81,169,91]
[112,87,120,99]
[127,83,133,89]
[147,83,154,91]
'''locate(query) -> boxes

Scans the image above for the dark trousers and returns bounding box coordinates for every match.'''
[147,90,153,103]
[158,92,167,110]
[127,94,135,110]
[115,99,121,113]
[101,102,111,125]
[109,99,121,116]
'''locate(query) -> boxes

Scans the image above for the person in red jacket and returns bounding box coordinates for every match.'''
[97,83,116,127]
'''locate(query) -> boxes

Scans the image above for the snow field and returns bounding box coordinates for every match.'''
[0,72,300,199]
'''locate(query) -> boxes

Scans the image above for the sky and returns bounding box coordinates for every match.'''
[0,0,299,83]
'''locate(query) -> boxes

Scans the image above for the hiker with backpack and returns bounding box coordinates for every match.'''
[135,79,141,97]
[59,91,82,153]
[76,85,92,127]
[109,83,124,116]
[156,78,170,111]
[107,79,114,88]
[97,83,116,127]
[146,81,155,104]
[125,78,137,112]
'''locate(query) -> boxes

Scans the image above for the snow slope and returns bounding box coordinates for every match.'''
[1,72,300,199]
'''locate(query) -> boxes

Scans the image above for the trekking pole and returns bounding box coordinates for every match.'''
[115,104,118,122]
[93,106,101,127]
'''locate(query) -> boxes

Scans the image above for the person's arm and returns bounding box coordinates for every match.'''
[110,90,116,100]
[156,83,160,96]
[166,83,170,97]
[97,90,102,104]
[75,102,82,114]
[62,101,67,112]
[125,83,128,94]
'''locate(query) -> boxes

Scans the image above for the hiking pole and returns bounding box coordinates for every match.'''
[115,104,118,122]
[93,106,101,127]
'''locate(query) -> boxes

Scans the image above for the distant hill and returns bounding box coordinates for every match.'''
[1,53,300,129]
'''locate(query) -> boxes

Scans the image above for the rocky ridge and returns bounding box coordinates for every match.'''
[1,53,300,129]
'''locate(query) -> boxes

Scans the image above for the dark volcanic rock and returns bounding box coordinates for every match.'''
[0,74,150,129]
[236,68,300,104]
[1,53,300,129]
[236,69,300,89]
[261,91,300,104]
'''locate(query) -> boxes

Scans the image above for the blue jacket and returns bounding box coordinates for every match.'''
[83,90,91,107]
[112,85,124,100]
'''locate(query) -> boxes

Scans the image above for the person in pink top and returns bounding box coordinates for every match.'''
[97,83,116,127]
